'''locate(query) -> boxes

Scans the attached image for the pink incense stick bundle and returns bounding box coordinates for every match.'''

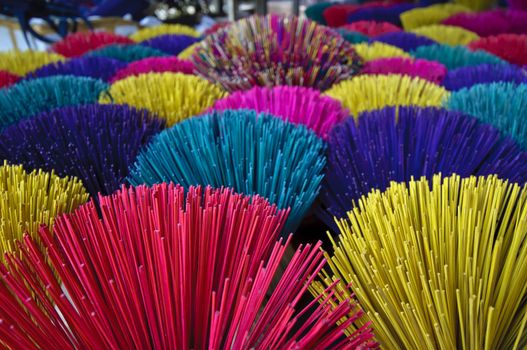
[469,34,527,66]
[361,57,447,84]
[209,86,349,138]
[110,56,194,83]
[340,20,401,37]
[0,183,375,349]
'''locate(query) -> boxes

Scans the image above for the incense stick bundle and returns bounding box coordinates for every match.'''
[318,106,527,226]
[0,162,87,254]
[27,56,127,82]
[127,110,326,233]
[0,104,165,197]
[353,42,410,62]
[446,82,527,148]
[101,72,225,126]
[340,21,401,37]
[110,57,194,83]
[0,184,376,349]
[411,44,505,69]
[51,31,134,57]
[372,31,437,52]
[191,14,362,92]
[325,74,449,117]
[0,51,64,76]
[362,57,447,84]
[442,63,527,91]
[0,71,19,89]
[87,44,167,63]
[0,76,108,130]
[140,34,200,55]
[130,23,200,42]
[468,34,527,66]
[410,24,480,46]
[210,85,348,138]
[312,174,527,349]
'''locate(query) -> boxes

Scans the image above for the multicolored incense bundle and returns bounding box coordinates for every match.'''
[191,14,363,91]
[0,184,375,349]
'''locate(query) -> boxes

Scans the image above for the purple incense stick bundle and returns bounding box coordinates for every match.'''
[140,34,200,55]
[26,56,127,82]
[0,104,165,197]
[442,63,527,91]
[371,31,437,52]
[318,106,527,226]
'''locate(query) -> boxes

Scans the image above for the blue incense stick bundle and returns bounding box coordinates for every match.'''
[0,76,107,130]
[372,31,437,52]
[128,109,326,233]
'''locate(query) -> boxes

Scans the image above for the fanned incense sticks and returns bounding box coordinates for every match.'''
[87,44,168,63]
[51,31,134,58]
[447,82,527,148]
[353,42,410,62]
[410,24,479,46]
[340,21,401,37]
[468,34,527,66]
[0,184,376,349]
[372,31,437,52]
[441,9,527,36]
[110,57,194,83]
[0,104,165,197]
[140,34,200,55]
[191,14,363,92]
[338,29,369,44]
[442,63,527,91]
[311,174,527,349]
[210,85,348,138]
[324,74,449,117]
[27,56,127,82]
[0,76,108,130]
[411,44,505,69]
[0,162,87,254]
[127,110,326,233]
[130,23,200,41]
[400,3,470,29]
[345,3,418,27]
[101,72,225,126]
[0,51,64,76]
[317,106,527,225]
[0,71,19,89]
[362,57,447,84]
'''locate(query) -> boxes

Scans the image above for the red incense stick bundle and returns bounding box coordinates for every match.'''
[0,184,375,349]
